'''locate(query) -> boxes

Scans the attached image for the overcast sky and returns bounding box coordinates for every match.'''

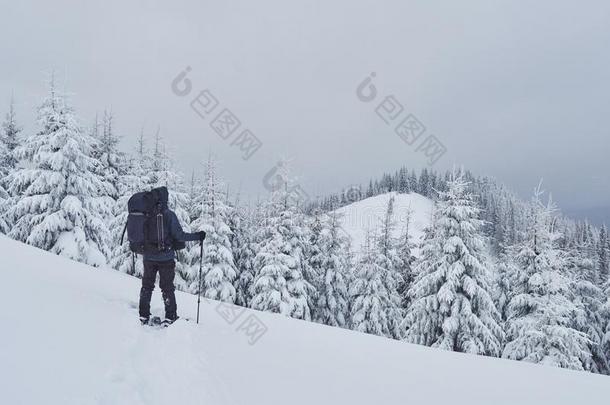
[1,0,609,222]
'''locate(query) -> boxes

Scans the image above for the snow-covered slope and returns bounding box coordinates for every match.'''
[0,235,608,405]
[336,192,434,253]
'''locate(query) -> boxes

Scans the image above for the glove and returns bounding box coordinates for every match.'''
[198,231,206,241]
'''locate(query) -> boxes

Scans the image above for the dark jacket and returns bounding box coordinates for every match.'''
[143,187,200,262]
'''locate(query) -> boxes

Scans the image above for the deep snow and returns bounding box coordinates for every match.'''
[1,235,609,405]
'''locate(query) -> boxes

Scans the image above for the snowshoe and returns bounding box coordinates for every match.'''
[162,316,179,327]
[149,316,164,327]
[140,316,164,327]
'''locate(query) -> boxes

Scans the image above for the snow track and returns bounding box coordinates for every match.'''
[97,321,221,405]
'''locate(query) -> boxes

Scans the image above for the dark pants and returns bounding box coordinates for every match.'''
[139,260,177,320]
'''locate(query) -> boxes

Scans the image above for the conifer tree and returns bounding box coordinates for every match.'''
[189,157,237,302]
[374,195,404,338]
[7,78,111,266]
[250,163,314,320]
[567,235,608,373]
[315,211,351,328]
[602,284,610,372]
[232,203,257,307]
[349,233,394,337]
[109,135,151,277]
[307,210,326,318]
[1,95,22,176]
[0,96,22,233]
[92,110,123,203]
[503,186,591,370]
[0,132,9,233]
[396,209,416,309]
[149,131,193,289]
[403,170,503,356]
[599,225,609,285]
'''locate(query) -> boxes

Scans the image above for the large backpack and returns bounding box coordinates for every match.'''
[120,187,185,254]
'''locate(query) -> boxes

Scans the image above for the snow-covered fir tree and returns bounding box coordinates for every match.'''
[7,78,111,266]
[349,233,394,337]
[374,195,404,339]
[234,200,264,307]
[314,210,351,328]
[402,170,503,356]
[109,132,151,277]
[396,208,416,309]
[598,225,609,285]
[149,131,193,289]
[0,130,9,233]
[602,283,610,372]
[307,210,326,299]
[250,164,315,320]
[188,157,236,302]
[0,96,22,233]
[91,110,123,203]
[503,186,591,370]
[493,253,518,325]
[294,208,319,313]
[1,95,22,177]
[566,233,609,373]
[231,202,257,307]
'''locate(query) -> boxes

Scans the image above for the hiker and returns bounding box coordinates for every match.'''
[133,187,205,325]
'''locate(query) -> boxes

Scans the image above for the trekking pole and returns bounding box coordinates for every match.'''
[196,240,203,324]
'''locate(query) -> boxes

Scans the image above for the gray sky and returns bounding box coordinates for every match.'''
[1,0,609,222]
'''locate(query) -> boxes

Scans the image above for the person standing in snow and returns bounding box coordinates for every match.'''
[137,187,206,325]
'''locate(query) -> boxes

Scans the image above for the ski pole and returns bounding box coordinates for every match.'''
[196,240,203,324]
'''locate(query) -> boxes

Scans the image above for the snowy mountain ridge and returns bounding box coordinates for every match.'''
[1,234,609,405]
[335,191,433,255]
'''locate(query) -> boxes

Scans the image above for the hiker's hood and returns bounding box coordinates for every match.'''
[152,186,169,208]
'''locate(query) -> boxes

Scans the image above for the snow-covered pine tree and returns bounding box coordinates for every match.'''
[109,133,151,277]
[598,225,609,285]
[237,199,266,306]
[503,185,591,370]
[398,167,410,193]
[602,283,610,373]
[1,95,22,177]
[493,253,518,324]
[349,233,394,337]
[408,170,418,194]
[396,208,416,309]
[0,136,9,234]
[250,163,315,320]
[402,170,503,356]
[232,202,257,307]
[149,131,193,289]
[315,210,351,328]
[91,110,123,203]
[0,96,22,233]
[188,157,236,302]
[7,78,111,266]
[305,209,325,321]
[566,232,608,373]
[295,207,319,313]
[374,195,404,339]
